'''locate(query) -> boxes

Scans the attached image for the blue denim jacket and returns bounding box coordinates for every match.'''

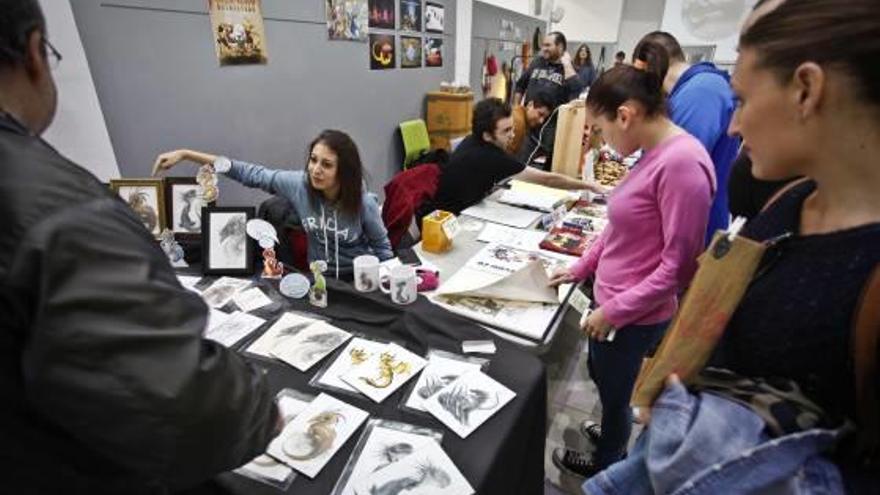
[584,381,846,495]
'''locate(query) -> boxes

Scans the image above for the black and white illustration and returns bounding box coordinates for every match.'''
[200,276,251,308]
[341,343,427,403]
[267,393,369,478]
[204,310,266,348]
[353,438,473,495]
[404,354,483,412]
[166,177,213,236]
[203,207,255,275]
[272,321,353,372]
[422,370,516,439]
[314,337,390,393]
[247,312,321,358]
[424,2,444,33]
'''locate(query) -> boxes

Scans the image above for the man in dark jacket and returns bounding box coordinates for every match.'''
[0,1,277,492]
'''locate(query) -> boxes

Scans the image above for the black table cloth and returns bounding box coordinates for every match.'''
[184,275,547,495]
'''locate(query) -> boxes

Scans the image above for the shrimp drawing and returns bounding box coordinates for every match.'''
[282,411,344,461]
[369,460,452,495]
[437,384,499,426]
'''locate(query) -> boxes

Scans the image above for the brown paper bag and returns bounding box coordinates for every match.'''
[631,233,767,408]
[551,101,586,178]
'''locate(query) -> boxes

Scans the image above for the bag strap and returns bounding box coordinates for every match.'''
[759,177,810,214]
[853,263,880,461]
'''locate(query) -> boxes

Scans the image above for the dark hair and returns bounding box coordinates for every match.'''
[574,43,593,68]
[307,130,364,215]
[473,98,512,142]
[740,0,880,109]
[587,41,668,119]
[528,90,555,111]
[548,31,567,51]
[615,51,626,60]
[636,31,685,63]
[0,0,45,69]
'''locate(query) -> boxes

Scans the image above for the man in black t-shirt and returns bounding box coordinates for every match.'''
[431,99,606,215]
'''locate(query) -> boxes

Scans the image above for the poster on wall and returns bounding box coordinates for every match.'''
[208,0,269,66]
[369,33,396,70]
[425,37,443,67]
[327,0,369,42]
[368,0,395,29]
[424,2,444,33]
[400,36,422,68]
[661,0,758,63]
[399,0,421,32]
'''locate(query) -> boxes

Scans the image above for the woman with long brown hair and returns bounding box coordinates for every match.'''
[573,43,598,88]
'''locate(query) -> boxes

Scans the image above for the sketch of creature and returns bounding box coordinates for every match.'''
[203,284,235,307]
[283,411,344,461]
[290,332,347,363]
[369,460,452,495]
[393,280,412,303]
[219,216,247,259]
[417,374,460,399]
[179,189,201,232]
[359,271,375,291]
[350,348,369,365]
[437,384,499,426]
[361,352,411,388]
[127,189,158,232]
[372,442,415,473]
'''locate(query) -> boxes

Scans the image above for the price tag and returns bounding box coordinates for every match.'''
[550,204,567,225]
[568,287,592,314]
[442,215,461,240]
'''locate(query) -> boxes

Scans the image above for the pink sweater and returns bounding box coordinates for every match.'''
[570,133,716,328]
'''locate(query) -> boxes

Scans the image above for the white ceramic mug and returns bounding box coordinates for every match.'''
[380,265,417,305]
[353,255,380,292]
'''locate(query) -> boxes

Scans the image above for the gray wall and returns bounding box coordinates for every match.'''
[470,0,545,102]
[70,0,456,206]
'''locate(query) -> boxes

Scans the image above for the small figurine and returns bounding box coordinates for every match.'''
[196,164,219,203]
[309,260,328,308]
[158,229,187,267]
[262,246,284,279]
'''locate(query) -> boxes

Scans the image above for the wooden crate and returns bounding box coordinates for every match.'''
[426,91,473,135]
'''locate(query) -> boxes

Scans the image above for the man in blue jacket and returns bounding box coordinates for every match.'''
[637,31,740,244]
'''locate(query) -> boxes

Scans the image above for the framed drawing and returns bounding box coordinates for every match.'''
[202,206,255,276]
[110,178,166,237]
[164,177,215,240]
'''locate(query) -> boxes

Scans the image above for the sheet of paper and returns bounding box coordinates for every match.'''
[267,393,369,478]
[405,355,483,411]
[200,277,252,308]
[423,370,516,439]
[341,343,427,403]
[315,337,390,393]
[205,311,265,348]
[509,179,580,201]
[476,223,546,251]
[247,312,321,358]
[461,201,543,229]
[233,287,273,313]
[353,439,474,495]
[176,275,202,293]
[271,322,352,372]
[430,294,558,341]
[497,189,561,212]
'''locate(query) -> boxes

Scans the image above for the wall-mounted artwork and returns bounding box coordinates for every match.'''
[369,33,396,70]
[400,36,422,68]
[425,37,443,67]
[661,0,757,63]
[203,206,255,276]
[208,0,269,65]
[368,0,395,29]
[399,0,422,32]
[327,0,369,42]
[164,177,215,239]
[110,178,166,237]
[425,2,444,33]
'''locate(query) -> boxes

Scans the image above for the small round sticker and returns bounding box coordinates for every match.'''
[279,273,310,299]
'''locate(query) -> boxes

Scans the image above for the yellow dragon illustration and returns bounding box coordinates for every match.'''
[360,352,411,388]
[283,411,344,461]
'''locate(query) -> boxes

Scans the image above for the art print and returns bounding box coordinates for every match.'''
[267,393,369,478]
[314,337,390,393]
[368,0,395,29]
[205,310,266,348]
[341,343,427,403]
[165,177,215,238]
[424,37,443,67]
[424,2,444,33]
[370,33,396,70]
[232,286,273,313]
[353,439,473,495]
[404,355,483,412]
[327,0,369,42]
[208,0,269,65]
[422,370,516,438]
[200,276,251,308]
[110,178,166,237]
[247,312,321,358]
[399,0,421,32]
[272,321,353,372]
[203,207,255,276]
[399,36,422,68]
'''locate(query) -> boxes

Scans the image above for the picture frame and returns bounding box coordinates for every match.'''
[164,176,215,240]
[425,1,444,33]
[202,206,255,276]
[110,178,167,237]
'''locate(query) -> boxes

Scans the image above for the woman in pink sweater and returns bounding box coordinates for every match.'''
[551,41,716,480]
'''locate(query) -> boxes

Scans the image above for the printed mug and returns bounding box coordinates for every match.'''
[380,265,418,305]
[353,255,380,292]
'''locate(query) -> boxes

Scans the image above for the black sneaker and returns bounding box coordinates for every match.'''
[552,447,603,479]
[580,419,602,445]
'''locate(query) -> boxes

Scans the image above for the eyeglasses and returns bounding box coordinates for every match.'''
[43,37,62,70]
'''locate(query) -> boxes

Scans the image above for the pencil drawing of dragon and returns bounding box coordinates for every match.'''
[282,411,344,461]
[369,460,451,495]
[437,384,499,426]
[288,331,347,364]
[417,374,460,399]
[361,352,411,388]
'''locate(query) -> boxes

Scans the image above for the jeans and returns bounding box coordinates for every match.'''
[588,320,668,468]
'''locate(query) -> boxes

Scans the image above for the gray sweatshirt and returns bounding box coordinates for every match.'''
[221,158,393,278]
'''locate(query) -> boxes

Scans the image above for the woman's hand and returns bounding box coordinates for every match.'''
[152,149,191,176]
[548,267,576,288]
[581,307,614,341]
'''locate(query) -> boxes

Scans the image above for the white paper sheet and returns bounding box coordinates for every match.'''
[247,312,321,358]
[205,311,265,347]
[476,224,546,251]
[341,343,427,403]
[497,189,562,212]
[176,275,202,293]
[233,287,273,313]
[423,370,516,439]
[271,322,352,372]
[461,201,543,229]
[200,277,252,308]
[404,356,483,411]
[315,338,390,393]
